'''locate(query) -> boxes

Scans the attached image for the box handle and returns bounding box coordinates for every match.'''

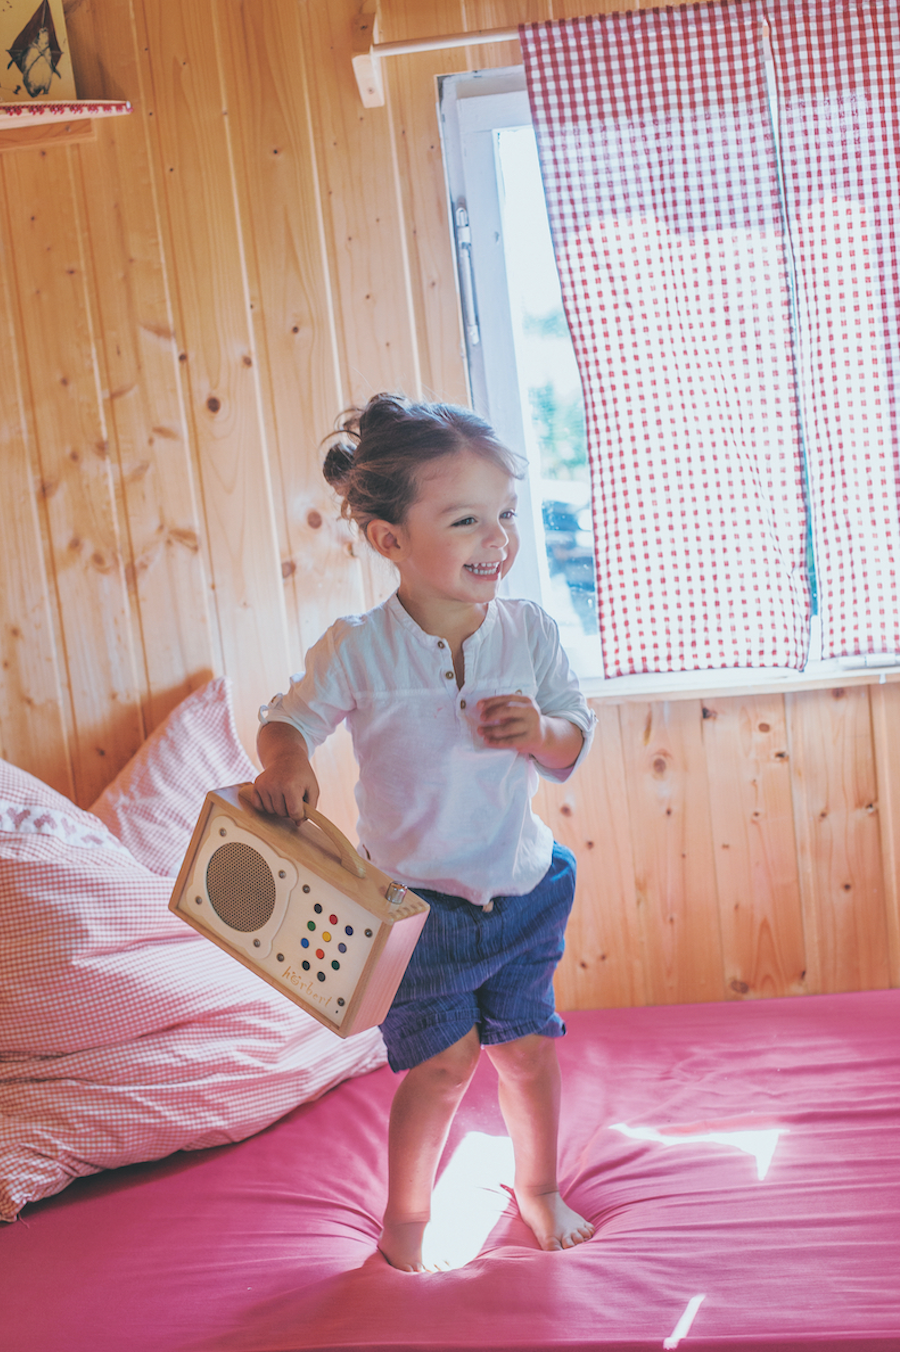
[238,783,367,878]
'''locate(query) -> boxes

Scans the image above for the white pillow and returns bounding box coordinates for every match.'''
[90,676,257,877]
[0,743,386,1224]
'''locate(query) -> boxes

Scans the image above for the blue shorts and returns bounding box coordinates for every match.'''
[379,842,576,1072]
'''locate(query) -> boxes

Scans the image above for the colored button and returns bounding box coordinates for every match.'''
[313,903,323,914]
[322,931,331,942]
[317,971,326,982]
[307,920,316,931]
[331,960,340,970]
[302,960,310,971]
[301,938,309,949]
[345,925,353,936]
[316,949,324,960]
[338,943,347,953]
[329,914,338,925]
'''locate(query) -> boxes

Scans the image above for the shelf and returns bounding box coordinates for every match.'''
[0,100,132,128]
[0,100,132,152]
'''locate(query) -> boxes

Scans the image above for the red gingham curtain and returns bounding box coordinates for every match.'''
[520,0,900,675]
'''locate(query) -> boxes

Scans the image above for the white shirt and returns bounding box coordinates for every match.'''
[260,593,595,907]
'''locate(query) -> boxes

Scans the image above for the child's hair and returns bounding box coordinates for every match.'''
[322,392,524,535]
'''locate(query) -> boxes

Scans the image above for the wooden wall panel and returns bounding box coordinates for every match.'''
[379,0,471,406]
[0,0,898,1008]
[702,694,807,999]
[299,0,420,403]
[539,702,647,1010]
[135,0,291,759]
[0,219,71,794]
[2,148,143,805]
[787,686,891,994]
[870,682,900,988]
[71,4,214,736]
[620,700,725,1004]
[216,0,364,667]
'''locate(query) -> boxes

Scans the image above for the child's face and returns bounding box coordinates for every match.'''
[393,448,519,615]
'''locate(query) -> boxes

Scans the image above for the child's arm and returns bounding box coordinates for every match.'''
[251,721,320,821]
[476,694,584,772]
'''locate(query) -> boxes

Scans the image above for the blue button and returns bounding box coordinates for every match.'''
[301,937,309,948]
[338,943,347,953]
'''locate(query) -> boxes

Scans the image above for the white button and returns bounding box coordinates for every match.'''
[437,640,446,649]
[445,671,454,680]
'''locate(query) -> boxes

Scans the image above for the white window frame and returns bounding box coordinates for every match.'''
[438,66,900,700]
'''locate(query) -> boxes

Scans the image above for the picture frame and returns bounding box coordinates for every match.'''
[0,0,76,104]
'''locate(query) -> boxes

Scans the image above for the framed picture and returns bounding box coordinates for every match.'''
[0,0,76,104]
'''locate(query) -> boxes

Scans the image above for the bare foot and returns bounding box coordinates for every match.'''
[378,1216,430,1273]
[515,1188,595,1252]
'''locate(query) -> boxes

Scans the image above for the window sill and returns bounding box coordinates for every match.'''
[580,660,900,705]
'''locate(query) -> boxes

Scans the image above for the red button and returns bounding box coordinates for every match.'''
[329,914,338,925]
[316,949,324,960]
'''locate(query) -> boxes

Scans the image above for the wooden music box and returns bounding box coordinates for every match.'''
[169,784,429,1037]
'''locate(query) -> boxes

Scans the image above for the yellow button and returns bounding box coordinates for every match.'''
[322,931,332,942]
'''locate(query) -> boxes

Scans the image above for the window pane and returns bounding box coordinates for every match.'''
[495,126,599,654]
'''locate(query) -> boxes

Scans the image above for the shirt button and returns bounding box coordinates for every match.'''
[460,699,467,709]
[445,670,454,680]
[437,640,446,649]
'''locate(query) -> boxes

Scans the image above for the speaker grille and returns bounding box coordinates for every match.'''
[206,841,277,932]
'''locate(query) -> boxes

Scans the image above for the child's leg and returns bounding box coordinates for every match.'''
[485,1033,594,1251]
[379,1026,481,1272]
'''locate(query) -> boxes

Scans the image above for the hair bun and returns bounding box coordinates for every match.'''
[322,440,355,490]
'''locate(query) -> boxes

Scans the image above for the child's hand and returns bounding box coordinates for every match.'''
[253,722,319,822]
[476,694,544,755]
[476,695,584,771]
[250,760,319,822]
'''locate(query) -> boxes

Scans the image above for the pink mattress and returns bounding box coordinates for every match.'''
[3,991,899,1351]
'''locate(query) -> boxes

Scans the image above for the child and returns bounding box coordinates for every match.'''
[252,393,596,1272]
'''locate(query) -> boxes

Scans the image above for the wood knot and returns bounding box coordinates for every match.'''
[832,687,846,699]
[282,558,297,579]
[306,510,323,530]
[559,803,573,817]
[652,756,667,776]
[730,979,750,995]
[206,396,221,413]
[758,722,770,732]
[701,706,717,719]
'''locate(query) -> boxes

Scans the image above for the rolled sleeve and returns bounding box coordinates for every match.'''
[258,627,356,756]
[530,606,596,783]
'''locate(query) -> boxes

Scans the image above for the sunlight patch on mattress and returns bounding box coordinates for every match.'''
[422,1132,515,1270]
[611,1122,787,1180]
